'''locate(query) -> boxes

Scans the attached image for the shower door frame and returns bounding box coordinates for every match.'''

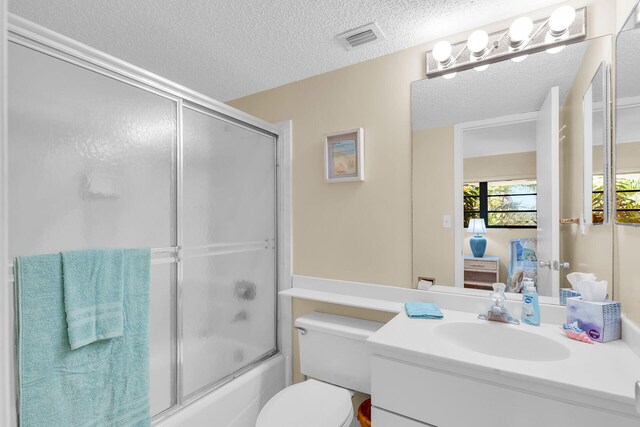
[0,1,10,427]
[0,14,292,426]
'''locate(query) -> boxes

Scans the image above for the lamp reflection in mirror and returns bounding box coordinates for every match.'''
[467,218,488,258]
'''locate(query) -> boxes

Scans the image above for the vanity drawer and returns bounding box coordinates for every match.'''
[372,406,435,427]
[371,355,639,427]
[464,258,497,271]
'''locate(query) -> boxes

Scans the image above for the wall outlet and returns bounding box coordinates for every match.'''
[442,214,452,228]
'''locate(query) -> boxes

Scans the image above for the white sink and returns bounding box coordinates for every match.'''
[434,321,571,362]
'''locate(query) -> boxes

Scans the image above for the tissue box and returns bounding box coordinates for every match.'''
[559,288,581,305]
[566,297,621,342]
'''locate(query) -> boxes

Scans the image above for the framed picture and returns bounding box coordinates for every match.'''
[324,128,364,182]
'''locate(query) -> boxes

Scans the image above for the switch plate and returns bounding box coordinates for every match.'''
[443,214,452,228]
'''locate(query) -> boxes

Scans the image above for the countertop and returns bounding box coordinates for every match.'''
[367,309,640,418]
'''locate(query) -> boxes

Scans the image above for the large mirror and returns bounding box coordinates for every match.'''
[616,3,640,225]
[412,35,613,301]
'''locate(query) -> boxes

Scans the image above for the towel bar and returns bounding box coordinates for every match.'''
[5,240,274,282]
[5,246,179,283]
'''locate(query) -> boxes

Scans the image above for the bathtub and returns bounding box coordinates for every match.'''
[155,354,285,427]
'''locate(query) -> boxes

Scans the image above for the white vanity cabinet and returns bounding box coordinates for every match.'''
[370,355,638,427]
[367,311,640,427]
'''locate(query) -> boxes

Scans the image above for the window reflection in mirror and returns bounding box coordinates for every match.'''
[412,35,613,301]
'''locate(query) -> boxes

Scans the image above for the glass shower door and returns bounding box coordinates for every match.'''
[181,105,277,397]
[8,38,279,417]
[8,42,178,414]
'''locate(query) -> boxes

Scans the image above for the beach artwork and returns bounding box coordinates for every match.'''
[332,140,357,176]
[325,128,364,182]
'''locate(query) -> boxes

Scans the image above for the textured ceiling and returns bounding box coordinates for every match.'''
[463,121,536,158]
[9,0,566,101]
[411,38,593,131]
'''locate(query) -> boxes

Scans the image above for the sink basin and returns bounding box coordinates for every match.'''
[434,322,571,362]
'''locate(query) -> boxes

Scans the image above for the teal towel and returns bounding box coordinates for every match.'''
[405,302,444,319]
[15,249,151,427]
[62,249,124,350]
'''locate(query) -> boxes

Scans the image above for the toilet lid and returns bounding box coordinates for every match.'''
[256,379,353,427]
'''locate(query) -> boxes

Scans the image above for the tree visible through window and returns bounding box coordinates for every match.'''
[464,179,537,228]
[614,173,640,223]
[592,175,605,224]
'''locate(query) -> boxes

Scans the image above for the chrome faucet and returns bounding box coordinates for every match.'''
[478,283,520,325]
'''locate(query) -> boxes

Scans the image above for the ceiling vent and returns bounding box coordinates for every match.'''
[337,22,385,50]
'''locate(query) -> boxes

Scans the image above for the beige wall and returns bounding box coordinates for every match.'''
[228,0,623,385]
[412,126,455,285]
[616,0,640,324]
[231,41,421,289]
[616,142,640,173]
[560,35,614,292]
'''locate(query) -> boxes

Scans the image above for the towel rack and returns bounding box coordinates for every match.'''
[5,240,273,283]
[5,246,179,283]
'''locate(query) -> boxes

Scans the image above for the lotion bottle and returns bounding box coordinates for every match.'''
[521,280,540,326]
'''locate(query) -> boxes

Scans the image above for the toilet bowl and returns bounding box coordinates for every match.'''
[255,379,353,427]
[255,312,383,427]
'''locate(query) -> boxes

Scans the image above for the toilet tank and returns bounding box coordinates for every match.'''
[295,312,383,394]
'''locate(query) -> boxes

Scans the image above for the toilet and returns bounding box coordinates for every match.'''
[256,312,383,427]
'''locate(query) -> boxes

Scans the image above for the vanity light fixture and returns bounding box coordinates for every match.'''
[545,6,577,54]
[508,17,533,63]
[468,30,490,59]
[548,6,577,38]
[509,17,534,49]
[432,40,455,68]
[425,6,585,78]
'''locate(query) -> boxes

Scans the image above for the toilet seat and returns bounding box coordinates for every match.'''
[256,379,353,427]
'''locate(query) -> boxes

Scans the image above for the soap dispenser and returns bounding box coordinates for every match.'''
[478,283,519,324]
[521,279,540,326]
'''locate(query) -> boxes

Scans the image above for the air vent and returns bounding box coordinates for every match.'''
[337,22,385,50]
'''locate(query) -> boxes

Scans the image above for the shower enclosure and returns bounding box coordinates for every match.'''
[6,17,285,422]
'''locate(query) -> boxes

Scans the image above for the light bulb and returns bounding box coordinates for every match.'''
[509,17,534,43]
[467,30,489,54]
[432,41,452,63]
[545,32,566,54]
[547,45,566,54]
[549,6,576,35]
[511,54,528,63]
[474,64,489,71]
[443,72,457,80]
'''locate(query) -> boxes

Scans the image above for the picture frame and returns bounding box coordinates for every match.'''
[324,128,364,182]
